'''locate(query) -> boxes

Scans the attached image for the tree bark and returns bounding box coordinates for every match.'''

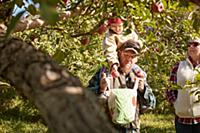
[0,38,115,133]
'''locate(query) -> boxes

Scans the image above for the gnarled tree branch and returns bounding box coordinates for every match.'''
[0,38,115,133]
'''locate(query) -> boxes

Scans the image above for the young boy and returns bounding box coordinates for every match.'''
[102,18,141,77]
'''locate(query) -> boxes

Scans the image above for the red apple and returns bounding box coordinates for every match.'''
[153,47,160,53]
[63,0,68,4]
[151,2,164,13]
[80,37,89,45]
[111,71,120,78]
[97,24,108,35]
[135,70,145,78]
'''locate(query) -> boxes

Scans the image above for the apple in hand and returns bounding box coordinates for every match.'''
[135,70,145,78]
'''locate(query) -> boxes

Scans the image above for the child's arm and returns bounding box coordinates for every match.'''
[102,34,119,67]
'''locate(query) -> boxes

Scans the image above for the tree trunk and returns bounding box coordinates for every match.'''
[0,38,115,133]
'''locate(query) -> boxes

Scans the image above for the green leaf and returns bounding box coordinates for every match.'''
[193,18,200,32]
[40,3,59,25]
[178,0,189,7]
[53,49,66,63]
[15,0,24,8]
[33,0,59,6]
[45,0,60,7]
[5,11,25,39]
[27,4,38,16]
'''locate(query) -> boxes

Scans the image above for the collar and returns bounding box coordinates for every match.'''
[188,56,199,68]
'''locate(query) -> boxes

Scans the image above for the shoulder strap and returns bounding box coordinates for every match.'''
[109,74,139,90]
[109,75,125,89]
[118,75,126,88]
[133,78,140,90]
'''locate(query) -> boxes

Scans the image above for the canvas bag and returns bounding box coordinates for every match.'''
[107,78,139,125]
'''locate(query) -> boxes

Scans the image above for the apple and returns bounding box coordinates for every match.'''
[153,47,160,53]
[97,24,108,35]
[111,71,120,78]
[135,70,145,78]
[63,0,68,4]
[80,36,89,45]
[151,1,164,13]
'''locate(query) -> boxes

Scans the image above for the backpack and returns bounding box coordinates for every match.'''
[107,78,139,125]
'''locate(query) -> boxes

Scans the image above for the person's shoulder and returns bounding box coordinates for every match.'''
[104,31,117,40]
[171,62,181,71]
[132,64,143,71]
[173,58,188,67]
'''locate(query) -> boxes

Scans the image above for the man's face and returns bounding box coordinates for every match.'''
[110,23,123,35]
[119,50,138,72]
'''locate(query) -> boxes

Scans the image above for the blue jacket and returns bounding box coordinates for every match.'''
[88,65,156,130]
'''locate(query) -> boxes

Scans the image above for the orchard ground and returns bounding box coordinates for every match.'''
[0,111,175,133]
[0,92,175,133]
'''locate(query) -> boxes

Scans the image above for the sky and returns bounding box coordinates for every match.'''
[12,0,39,17]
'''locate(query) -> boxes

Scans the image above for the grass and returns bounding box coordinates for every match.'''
[0,86,175,133]
[141,113,175,133]
[0,110,175,133]
[0,119,47,133]
[0,105,47,133]
[0,87,47,133]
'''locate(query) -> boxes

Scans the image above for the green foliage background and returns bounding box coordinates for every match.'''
[8,0,200,113]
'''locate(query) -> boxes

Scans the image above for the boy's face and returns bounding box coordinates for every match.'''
[110,23,123,35]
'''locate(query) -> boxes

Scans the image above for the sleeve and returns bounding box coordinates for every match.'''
[132,65,156,112]
[137,78,156,113]
[123,30,138,41]
[165,63,179,105]
[87,68,102,94]
[129,30,138,41]
[140,83,156,110]
[87,67,109,95]
[102,33,119,67]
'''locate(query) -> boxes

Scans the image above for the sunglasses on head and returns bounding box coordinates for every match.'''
[188,42,200,47]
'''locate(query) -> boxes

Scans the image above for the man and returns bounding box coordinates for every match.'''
[166,38,200,133]
[88,39,155,133]
[102,18,140,78]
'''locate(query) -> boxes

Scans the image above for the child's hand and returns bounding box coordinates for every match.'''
[135,70,145,92]
[111,64,120,78]
[111,70,120,78]
[135,70,145,78]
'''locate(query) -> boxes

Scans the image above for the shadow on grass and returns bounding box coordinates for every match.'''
[0,106,44,123]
